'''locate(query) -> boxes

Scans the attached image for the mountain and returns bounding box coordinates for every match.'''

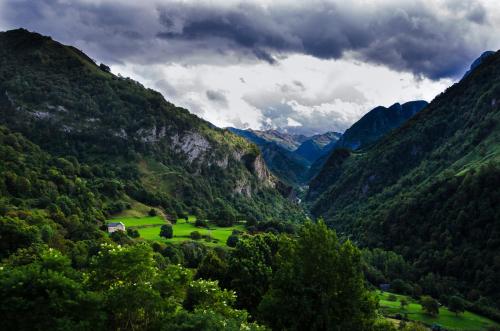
[229,128,340,185]
[239,129,308,151]
[229,128,310,185]
[306,50,500,303]
[307,101,427,181]
[463,51,495,79]
[294,132,342,163]
[333,101,428,151]
[0,28,305,223]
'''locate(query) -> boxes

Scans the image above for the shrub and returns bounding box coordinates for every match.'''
[127,228,140,238]
[160,224,173,239]
[226,234,239,248]
[190,231,201,240]
[195,219,208,228]
[148,208,157,217]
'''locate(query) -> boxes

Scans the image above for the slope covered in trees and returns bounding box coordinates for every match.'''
[0,28,304,223]
[307,101,427,181]
[307,50,500,305]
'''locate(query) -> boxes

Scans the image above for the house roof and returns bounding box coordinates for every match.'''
[108,222,125,227]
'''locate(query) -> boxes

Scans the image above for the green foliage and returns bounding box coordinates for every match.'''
[258,221,378,330]
[190,231,202,240]
[160,224,173,239]
[448,296,466,316]
[126,227,140,238]
[195,250,228,282]
[0,242,263,330]
[0,246,105,331]
[227,233,279,314]
[226,234,239,247]
[421,296,440,316]
[195,218,208,228]
[0,216,41,258]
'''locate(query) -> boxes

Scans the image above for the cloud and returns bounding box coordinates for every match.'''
[2,0,499,79]
[206,89,228,107]
[1,0,497,135]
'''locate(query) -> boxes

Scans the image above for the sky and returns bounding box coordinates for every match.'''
[1,0,500,135]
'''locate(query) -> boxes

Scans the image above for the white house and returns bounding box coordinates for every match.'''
[107,222,125,233]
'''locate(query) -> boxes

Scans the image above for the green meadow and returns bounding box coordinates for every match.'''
[107,215,244,247]
[377,291,499,331]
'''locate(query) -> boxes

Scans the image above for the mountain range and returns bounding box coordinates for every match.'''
[228,128,340,185]
[231,101,428,186]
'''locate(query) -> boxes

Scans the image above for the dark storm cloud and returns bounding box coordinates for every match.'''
[1,0,496,79]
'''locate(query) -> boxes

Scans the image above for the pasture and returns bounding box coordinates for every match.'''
[107,215,244,247]
[377,291,499,331]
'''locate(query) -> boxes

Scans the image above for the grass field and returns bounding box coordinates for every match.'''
[377,291,499,331]
[107,215,244,247]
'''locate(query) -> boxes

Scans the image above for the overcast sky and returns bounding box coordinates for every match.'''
[1,0,500,135]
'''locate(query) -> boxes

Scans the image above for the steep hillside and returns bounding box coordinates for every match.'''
[259,142,310,185]
[307,50,500,303]
[294,131,341,164]
[229,128,309,186]
[0,28,305,222]
[307,101,427,180]
[230,128,340,185]
[331,101,428,151]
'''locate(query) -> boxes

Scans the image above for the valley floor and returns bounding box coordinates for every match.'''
[377,291,499,331]
[107,215,244,247]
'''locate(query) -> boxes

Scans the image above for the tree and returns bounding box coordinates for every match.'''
[195,250,228,283]
[226,234,239,248]
[99,63,111,72]
[160,224,173,239]
[0,217,41,258]
[148,208,157,216]
[227,233,279,314]
[448,296,465,316]
[421,296,439,316]
[190,231,202,240]
[258,221,377,330]
[127,228,140,238]
[195,219,208,228]
[0,246,104,330]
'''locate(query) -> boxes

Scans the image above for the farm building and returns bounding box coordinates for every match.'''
[107,222,125,233]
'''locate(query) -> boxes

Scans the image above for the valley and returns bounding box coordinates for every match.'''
[0,19,499,331]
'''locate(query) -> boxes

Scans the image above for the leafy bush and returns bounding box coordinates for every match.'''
[160,224,173,239]
[190,231,202,240]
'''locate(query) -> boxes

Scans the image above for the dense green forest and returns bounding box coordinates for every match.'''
[307,49,500,313]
